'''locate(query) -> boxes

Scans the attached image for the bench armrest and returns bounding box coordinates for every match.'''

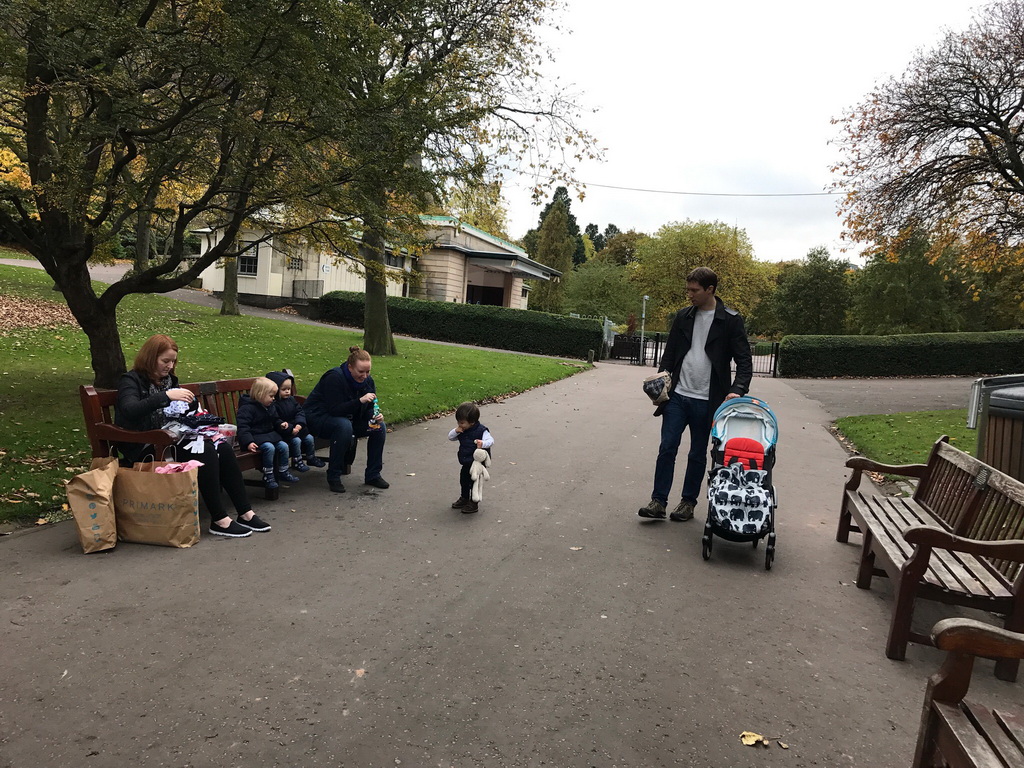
[904,525,1024,563]
[92,423,177,447]
[844,456,928,492]
[932,618,1024,659]
[845,456,928,477]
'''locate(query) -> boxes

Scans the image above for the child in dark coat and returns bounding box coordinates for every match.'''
[236,377,301,490]
[266,370,325,472]
[447,402,494,514]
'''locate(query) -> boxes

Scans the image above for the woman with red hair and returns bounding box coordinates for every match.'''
[115,334,269,538]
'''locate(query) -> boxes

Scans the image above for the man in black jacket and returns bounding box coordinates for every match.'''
[638,267,753,522]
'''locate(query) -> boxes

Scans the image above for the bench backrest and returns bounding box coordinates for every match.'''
[916,439,1024,583]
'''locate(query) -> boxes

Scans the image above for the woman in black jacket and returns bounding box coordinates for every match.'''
[304,345,388,494]
[115,334,269,538]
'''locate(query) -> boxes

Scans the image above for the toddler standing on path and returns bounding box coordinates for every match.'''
[448,402,494,514]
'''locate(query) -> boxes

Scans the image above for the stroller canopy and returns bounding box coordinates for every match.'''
[711,396,778,450]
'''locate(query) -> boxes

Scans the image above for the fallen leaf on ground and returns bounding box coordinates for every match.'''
[406,473,416,476]
[569,546,583,551]
[35,518,48,525]
[740,732,765,746]
[779,742,789,749]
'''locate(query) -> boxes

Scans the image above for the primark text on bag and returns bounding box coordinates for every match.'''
[113,460,202,548]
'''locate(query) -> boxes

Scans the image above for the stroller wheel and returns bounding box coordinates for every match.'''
[765,545,775,571]
[701,535,712,561]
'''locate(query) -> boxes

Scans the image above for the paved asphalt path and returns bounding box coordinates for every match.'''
[1,362,1019,768]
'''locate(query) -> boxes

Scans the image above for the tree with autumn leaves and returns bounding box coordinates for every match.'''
[0,0,597,386]
[833,0,1024,316]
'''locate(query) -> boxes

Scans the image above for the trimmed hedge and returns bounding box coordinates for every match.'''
[778,331,1024,377]
[316,291,603,359]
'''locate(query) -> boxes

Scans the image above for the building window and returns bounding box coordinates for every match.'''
[287,256,303,271]
[238,241,259,276]
[521,287,529,298]
[385,252,404,268]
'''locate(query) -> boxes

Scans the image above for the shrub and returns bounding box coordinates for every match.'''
[778,331,1024,377]
[316,291,602,358]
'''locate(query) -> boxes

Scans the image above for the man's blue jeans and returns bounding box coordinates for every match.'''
[258,440,290,472]
[652,392,712,506]
[307,413,385,483]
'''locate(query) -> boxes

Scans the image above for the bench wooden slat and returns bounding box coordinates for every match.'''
[995,709,1024,758]
[839,436,1024,681]
[859,501,1012,600]
[978,705,1024,767]
[930,702,1018,768]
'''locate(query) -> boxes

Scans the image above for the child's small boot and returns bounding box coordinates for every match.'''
[292,456,310,473]
[262,467,279,490]
[276,463,300,484]
[306,453,326,468]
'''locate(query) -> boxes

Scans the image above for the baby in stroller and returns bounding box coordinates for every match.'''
[702,396,778,570]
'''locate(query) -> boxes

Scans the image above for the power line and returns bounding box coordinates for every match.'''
[515,175,839,197]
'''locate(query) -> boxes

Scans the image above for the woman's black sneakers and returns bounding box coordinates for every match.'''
[210,519,252,538]
[236,513,271,532]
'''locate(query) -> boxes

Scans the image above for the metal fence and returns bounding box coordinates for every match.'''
[609,334,779,377]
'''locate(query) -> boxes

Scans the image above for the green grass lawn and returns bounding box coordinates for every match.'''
[0,263,590,525]
[834,409,974,466]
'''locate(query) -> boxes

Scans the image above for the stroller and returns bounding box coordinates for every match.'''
[701,396,778,570]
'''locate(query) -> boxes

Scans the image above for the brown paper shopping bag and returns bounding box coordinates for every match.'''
[113,461,201,547]
[65,456,119,554]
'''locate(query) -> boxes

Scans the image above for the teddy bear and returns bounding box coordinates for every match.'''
[469,447,491,502]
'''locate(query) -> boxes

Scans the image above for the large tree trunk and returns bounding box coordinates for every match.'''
[82,308,128,390]
[361,230,396,355]
[221,256,240,316]
[57,259,127,389]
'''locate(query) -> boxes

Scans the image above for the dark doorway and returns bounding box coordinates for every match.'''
[466,285,505,306]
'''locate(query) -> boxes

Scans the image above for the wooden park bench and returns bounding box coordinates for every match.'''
[81,378,281,501]
[912,618,1024,768]
[836,436,1024,682]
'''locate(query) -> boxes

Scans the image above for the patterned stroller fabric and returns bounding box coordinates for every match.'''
[707,461,772,536]
[704,396,779,568]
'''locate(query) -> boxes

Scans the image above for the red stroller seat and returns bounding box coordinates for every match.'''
[722,436,765,471]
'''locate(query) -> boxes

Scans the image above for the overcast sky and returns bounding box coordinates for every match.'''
[502,0,982,263]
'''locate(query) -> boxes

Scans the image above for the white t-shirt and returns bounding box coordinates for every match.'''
[674,309,715,400]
